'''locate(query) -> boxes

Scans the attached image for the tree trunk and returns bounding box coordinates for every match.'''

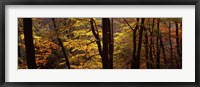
[18,45,21,57]
[109,18,114,68]
[156,19,161,69]
[23,18,37,69]
[160,34,167,66]
[131,18,139,69]
[102,18,112,69]
[175,21,181,68]
[175,22,181,58]
[52,18,71,69]
[89,18,104,68]
[57,38,71,69]
[149,18,154,69]
[179,23,182,68]
[133,18,145,69]
[145,20,150,69]
[169,20,173,68]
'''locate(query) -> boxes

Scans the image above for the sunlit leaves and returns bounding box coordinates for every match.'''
[18,18,182,69]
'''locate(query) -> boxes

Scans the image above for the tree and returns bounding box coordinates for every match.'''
[175,21,181,58]
[89,18,104,68]
[52,18,71,69]
[18,45,21,57]
[23,18,37,69]
[174,20,181,68]
[90,18,113,69]
[122,18,138,69]
[132,18,139,69]
[160,33,167,66]
[102,18,112,69]
[109,18,114,68]
[156,18,161,69]
[133,18,145,69]
[145,19,150,69]
[18,18,182,69]
[168,20,173,68]
[149,18,155,68]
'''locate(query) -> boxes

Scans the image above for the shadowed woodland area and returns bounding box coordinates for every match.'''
[18,18,182,69]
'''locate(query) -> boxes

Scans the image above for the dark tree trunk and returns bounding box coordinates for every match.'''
[89,18,104,67]
[179,23,182,68]
[175,22,181,58]
[90,18,113,69]
[57,38,71,69]
[156,19,161,69]
[169,20,173,68]
[52,18,71,69]
[146,19,151,69]
[175,21,181,68]
[145,20,150,69]
[160,37,167,65]
[102,18,112,69]
[131,18,139,69]
[149,18,154,69]
[18,45,21,57]
[133,18,145,69]
[122,18,139,69]
[23,18,37,69]
[109,18,114,68]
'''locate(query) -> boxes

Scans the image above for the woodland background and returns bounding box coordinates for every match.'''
[18,18,182,69]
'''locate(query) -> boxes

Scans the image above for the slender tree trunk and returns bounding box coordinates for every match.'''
[123,18,141,69]
[90,18,104,68]
[179,23,182,68]
[23,18,37,69]
[57,38,71,69]
[160,34,167,66]
[175,21,181,68]
[147,19,152,69]
[169,20,173,68]
[175,22,181,58]
[52,18,71,69]
[109,18,114,68]
[145,20,150,69]
[133,18,145,69]
[180,23,182,57]
[156,19,161,69]
[149,18,154,68]
[160,37,167,64]
[18,45,21,57]
[131,18,139,68]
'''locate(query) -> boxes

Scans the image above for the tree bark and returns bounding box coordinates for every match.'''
[131,18,139,69]
[133,18,145,69]
[89,18,104,68]
[109,18,114,68]
[149,18,154,69]
[175,21,181,68]
[169,20,173,68]
[102,18,112,69]
[175,22,181,58]
[52,18,71,69]
[145,20,150,69]
[18,45,21,57]
[23,18,37,69]
[160,34,167,65]
[57,38,71,69]
[156,19,161,69]
[123,18,139,69]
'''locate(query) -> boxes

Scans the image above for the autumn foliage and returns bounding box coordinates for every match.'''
[18,18,182,69]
